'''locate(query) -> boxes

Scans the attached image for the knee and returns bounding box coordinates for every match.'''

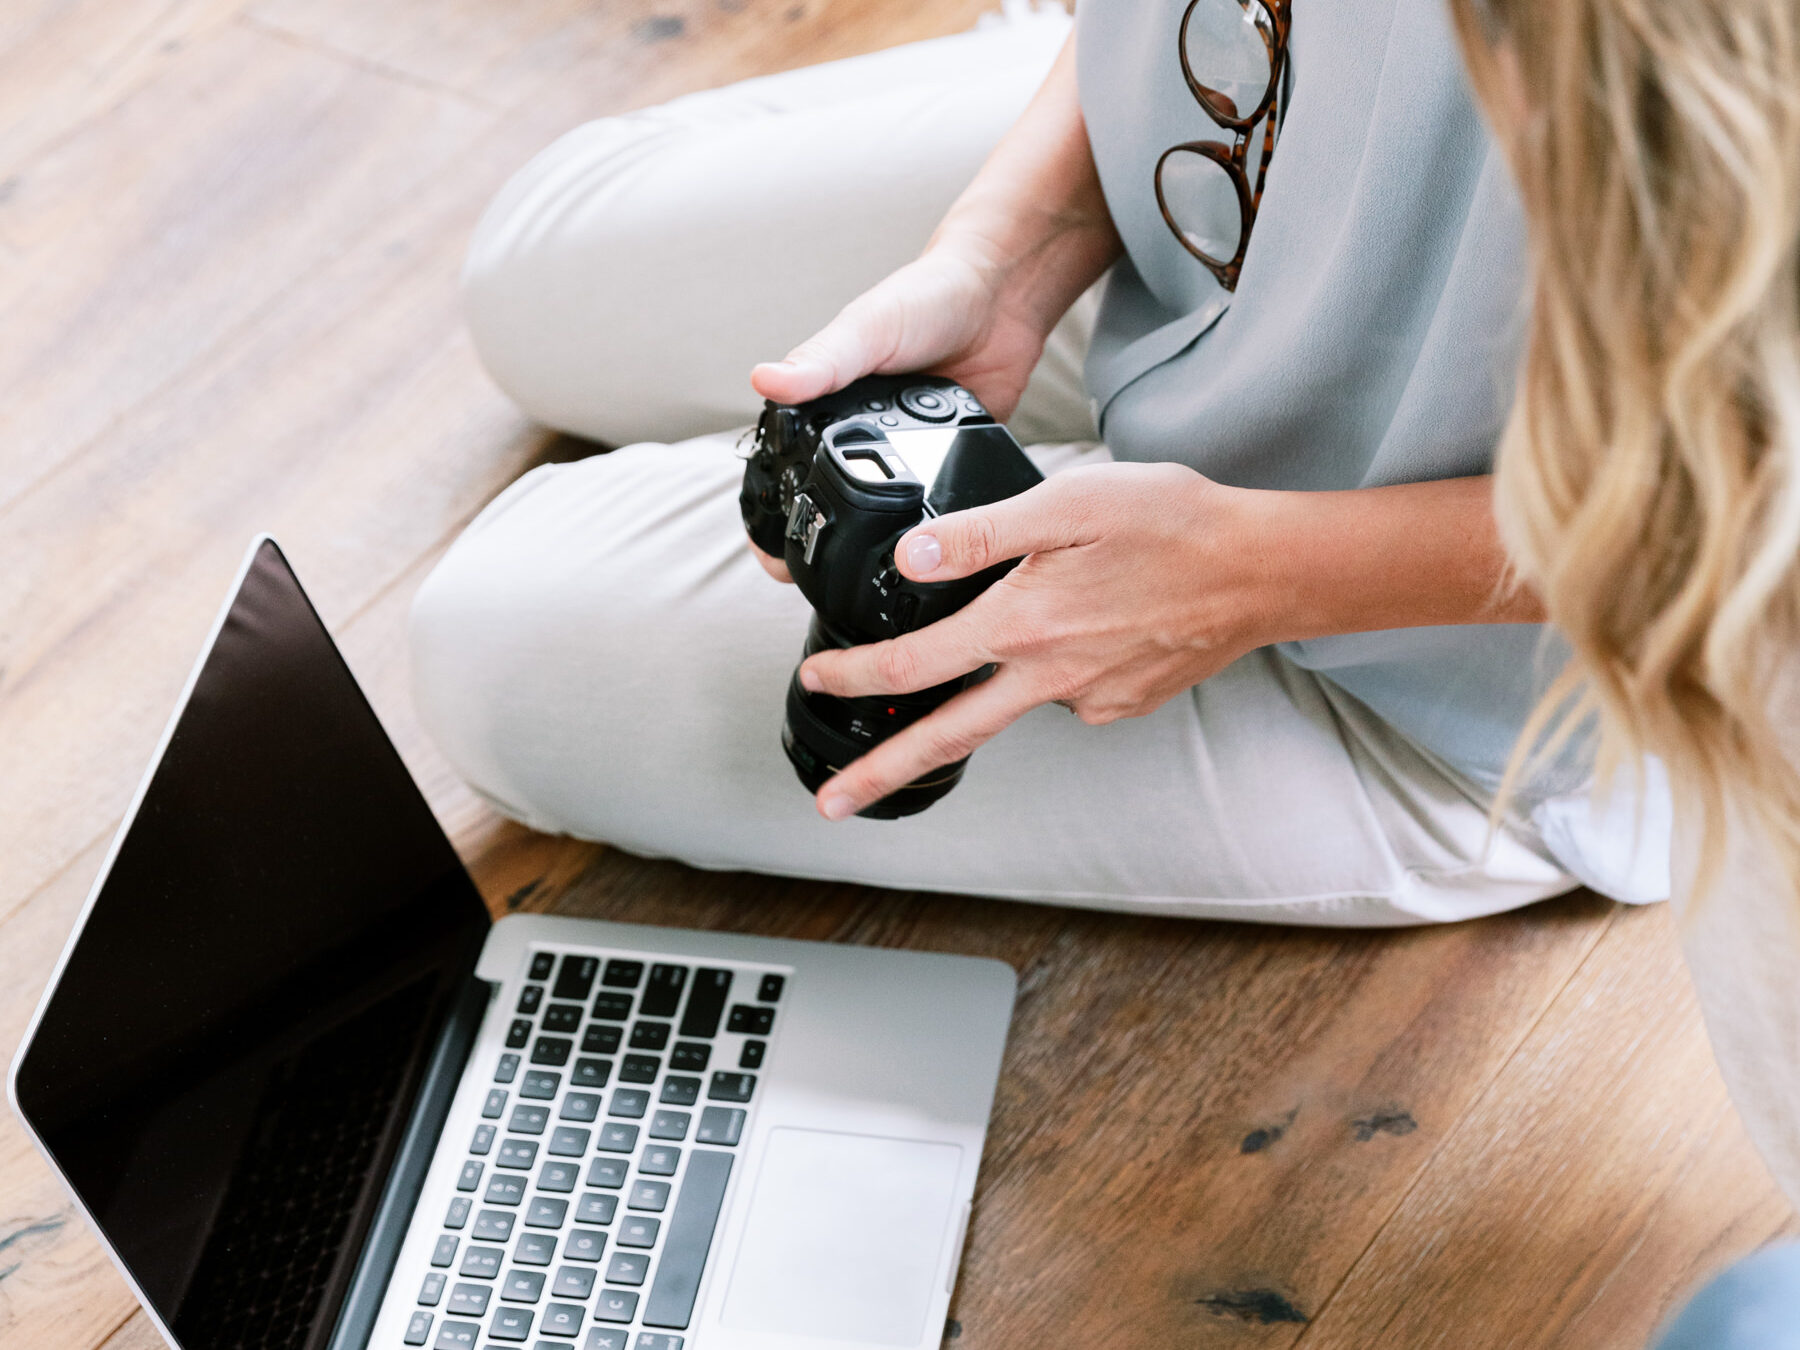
[1653,1245,1800,1350]
[461,112,694,442]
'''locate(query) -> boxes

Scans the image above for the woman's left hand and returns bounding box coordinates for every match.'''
[797,461,1287,819]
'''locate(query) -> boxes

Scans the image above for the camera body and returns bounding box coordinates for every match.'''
[740,374,1043,816]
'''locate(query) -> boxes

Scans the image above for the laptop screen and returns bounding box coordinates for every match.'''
[11,540,491,1350]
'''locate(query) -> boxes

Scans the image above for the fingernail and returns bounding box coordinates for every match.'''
[820,793,856,821]
[905,532,942,576]
[799,665,823,693]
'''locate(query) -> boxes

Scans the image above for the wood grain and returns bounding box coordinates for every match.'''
[1295,902,1800,1349]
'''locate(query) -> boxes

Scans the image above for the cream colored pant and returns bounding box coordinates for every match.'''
[412,10,1612,924]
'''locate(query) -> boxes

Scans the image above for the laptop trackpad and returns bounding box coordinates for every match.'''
[720,1128,964,1346]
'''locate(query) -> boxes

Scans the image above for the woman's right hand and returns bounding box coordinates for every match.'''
[745,32,1120,583]
[749,238,1054,425]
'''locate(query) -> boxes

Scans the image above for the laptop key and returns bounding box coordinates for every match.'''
[659,1077,699,1107]
[521,1071,561,1100]
[548,1126,590,1157]
[629,1180,670,1212]
[446,1198,472,1230]
[458,1161,484,1192]
[609,1089,649,1119]
[725,1005,774,1036]
[738,1040,765,1070]
[473,1209,515,1242]
[518,986,545,1015]
[515,1232,557,1266]
[483,1090,508,1119]
[502,1269,546,1303]
[587,1157,628,1189]
[510,1105,550,1135]
[571,1058,612,1090]
[541,1303,586,1339]
[538,1160,580,1193]
[560,1092,602,1123]
[677,970,732,1039]
[472,1125,497,1156]
[485,1175,526,1206]
[617,1217,659,1248]
[552,1265,597,1300]
[564,1228,608,1262]
[595,1290,639,1323]
[498,1139,539,1170]
[420,1272,447,1306]
[629,1021,670,1051]
[405,1310,433,1345]
[459,1245,503,1279]
[448,1283,491,1317]
[543,1003,584,1034]
[602,960,644,989]
[526,1197,569,1229]
[591,992,632,1021]
[489,1305,534,1342]
[495,1054,522,1084]
[606,1252,649,1286]
[432,1235,459,1268]
[620,1056,659,1085]
[640,1146,680,1176]
[582,1025,623,1056]
[757,973,784,1002]
[597,1123,639,1153]
[553,956,599,1001]
[640,965,688,1018]
[432,1320,476,1350]
[668,1042,709,1072]
[636,1337,683,1350]
[647,1111,689,1142]
[707,1072,755,1103]
[529,952,556,981]
[694,1107,744,1146]
[584,1330,629,1350]
[532,1036,573,1067]
[507,1020,533,1050]
[641,1150,733,1330]
[575,1192,619,1226]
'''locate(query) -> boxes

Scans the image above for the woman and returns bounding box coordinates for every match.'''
[1448,0,1800,1340]
[414,0,1661,924]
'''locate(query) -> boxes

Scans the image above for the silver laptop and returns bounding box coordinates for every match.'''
[8,537,1014,1350]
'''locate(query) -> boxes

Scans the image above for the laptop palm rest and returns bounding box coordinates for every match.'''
[721,1127,964,1345]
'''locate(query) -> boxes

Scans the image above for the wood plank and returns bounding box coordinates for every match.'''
[243,0,1012,111]
[1295,902,1797,1349]
[0,18,492,509]
[97,1310,169,1350]
[0,0,244,182]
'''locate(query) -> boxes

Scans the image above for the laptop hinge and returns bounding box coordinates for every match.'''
[324,975,493,1350]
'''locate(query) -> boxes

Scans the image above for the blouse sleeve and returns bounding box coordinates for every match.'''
[1670,675,1800,1212]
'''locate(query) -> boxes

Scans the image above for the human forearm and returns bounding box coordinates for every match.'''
[928,33,1122,334]
[1242,474,1546,642]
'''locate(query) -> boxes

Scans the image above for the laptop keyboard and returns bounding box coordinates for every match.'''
[400,950,784,1350]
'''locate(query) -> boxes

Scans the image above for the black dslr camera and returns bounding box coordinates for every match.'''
[741,374,1042,817]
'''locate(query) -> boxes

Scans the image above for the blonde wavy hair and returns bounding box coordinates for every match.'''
[1450,0,1800,899]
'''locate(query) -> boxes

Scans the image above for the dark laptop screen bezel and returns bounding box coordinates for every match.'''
[9,538,491,1350]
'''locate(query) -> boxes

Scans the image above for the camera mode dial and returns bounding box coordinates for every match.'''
[897,385,957,422]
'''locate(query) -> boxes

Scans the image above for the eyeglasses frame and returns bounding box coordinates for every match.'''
[1153,0,1293,291]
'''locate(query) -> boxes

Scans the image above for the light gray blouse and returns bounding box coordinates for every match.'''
[1077,0,1551,792]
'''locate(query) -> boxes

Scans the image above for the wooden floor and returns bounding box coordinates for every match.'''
[0,1,1792,1346]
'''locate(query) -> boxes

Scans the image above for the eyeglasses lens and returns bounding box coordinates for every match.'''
[1182,0,1277,123]
[1157,148,1244,263]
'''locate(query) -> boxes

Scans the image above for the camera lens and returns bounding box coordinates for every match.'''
[781,616,971,819]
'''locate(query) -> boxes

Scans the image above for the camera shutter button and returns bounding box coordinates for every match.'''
[897,386,956,422]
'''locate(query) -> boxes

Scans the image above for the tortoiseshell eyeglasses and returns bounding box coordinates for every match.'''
[1153,0,1292,291]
